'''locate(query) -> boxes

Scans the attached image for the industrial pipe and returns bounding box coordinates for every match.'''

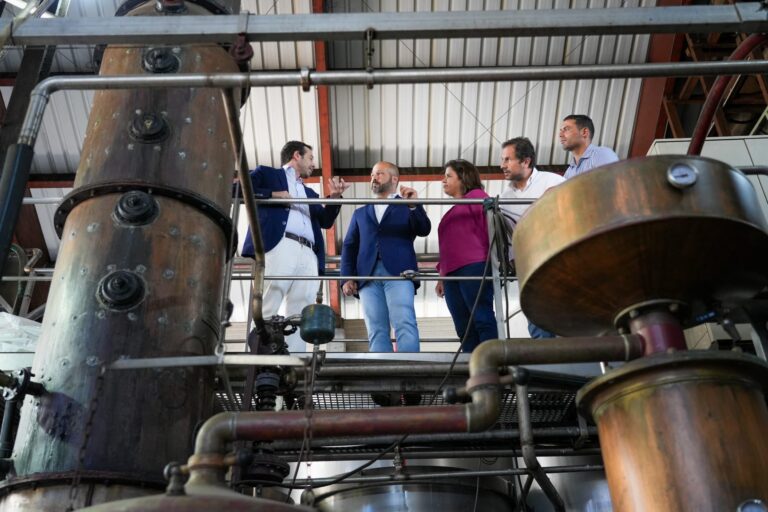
[687,33,768,156]
[0,144,35,280]
[2,4,767,45]
[268,427,598,450]
[0,400,16,459]
[16,60,768,145]
[282,464,604,487]
[185,334,644,487]
[221,89,265,331]
[517,383,566,511]
[277,447,602,462]
[469,335,644,370]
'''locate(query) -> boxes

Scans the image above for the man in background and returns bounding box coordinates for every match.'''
[500,137,564,339]
[341,161,430,352]
[559,114,619,179]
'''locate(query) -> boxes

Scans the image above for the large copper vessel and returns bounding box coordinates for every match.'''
[512,155,768,336]
[0,1,239,510]
[577,350,768,511]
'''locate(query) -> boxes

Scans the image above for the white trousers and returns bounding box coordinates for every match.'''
[263,236,319,352]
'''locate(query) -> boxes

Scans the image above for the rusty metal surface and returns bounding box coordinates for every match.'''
[75,44,238,215]
[577,351,768,511]
[12,195,225,477]
[513,155,768,336]
[7,2,238,504]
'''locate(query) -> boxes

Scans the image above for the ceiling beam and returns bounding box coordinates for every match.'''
[1,3,767,45]
[313,0,341,317]
[628,0,686,158]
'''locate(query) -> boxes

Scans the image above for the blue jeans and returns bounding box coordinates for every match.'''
[443,262,498,353]
[359,261,420,352]
[528,321,555,339]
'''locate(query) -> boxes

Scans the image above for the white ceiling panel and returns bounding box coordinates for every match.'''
[327,0,655,169]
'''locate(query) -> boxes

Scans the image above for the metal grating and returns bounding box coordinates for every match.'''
[214,388,579,427]
[496,390,578,426]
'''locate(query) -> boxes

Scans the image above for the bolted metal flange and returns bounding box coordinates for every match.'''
[142,47,180,73]
[114,190,159,226]
[129,112,170,143]
[97,270,146,311]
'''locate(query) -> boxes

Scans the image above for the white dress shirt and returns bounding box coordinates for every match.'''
[283,165,314,244]
[374,193,398,223]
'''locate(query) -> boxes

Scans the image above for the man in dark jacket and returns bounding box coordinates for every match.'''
[341,161,430,352]
[242,140,348,351]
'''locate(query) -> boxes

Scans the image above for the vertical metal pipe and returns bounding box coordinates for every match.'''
[486,208,507,338]
[687,33,768,156]
[0,399,16,459]
[0,144,35,279]
[222,89,265,331]
[516,383,566,512]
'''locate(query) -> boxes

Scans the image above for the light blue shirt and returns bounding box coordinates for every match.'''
[283,165,315,244]
[563,144,619,179]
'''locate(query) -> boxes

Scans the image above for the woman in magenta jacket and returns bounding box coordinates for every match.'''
[436,159,498,352]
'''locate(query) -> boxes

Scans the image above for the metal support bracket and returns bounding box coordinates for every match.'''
[365,27,375,89]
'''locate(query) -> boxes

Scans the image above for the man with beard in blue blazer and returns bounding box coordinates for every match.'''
[341,161,431,352]
[242,140,349,352]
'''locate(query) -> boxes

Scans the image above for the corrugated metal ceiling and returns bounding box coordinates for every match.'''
[1,0,653,175]
[327,0,653,169]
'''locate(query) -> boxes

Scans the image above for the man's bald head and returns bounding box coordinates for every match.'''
[370,161,400,196]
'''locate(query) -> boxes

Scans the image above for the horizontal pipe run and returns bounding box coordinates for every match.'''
[0,274,511,282]
[276,447,602,462]
[739,166,768,177]
[260,275,503,281]
[109,354,307,370]
[20,59,768,145]
[269,427,599,450]
[317,363,470,376]
[194,408,470,455]
[3,4,766,44]
[13,166,768,203]
[20,196,536,206]
[471,335,644,371]
[281,465,605,487]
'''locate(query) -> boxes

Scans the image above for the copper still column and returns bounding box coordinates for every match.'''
[578,350,768,511]
[0,1,240,510]
[513,155,768,511]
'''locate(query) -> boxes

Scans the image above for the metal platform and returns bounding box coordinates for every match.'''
[211,352,601,461]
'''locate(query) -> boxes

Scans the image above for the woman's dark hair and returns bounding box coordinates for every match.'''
[444,159,483,193]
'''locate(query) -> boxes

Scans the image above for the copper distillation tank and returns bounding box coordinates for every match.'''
[0,0,244,510]
[514,154,768,511]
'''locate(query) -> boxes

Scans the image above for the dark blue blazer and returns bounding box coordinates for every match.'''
[341,200,431,292]
[241,165,341,275]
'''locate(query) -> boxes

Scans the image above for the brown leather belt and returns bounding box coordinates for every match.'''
[285,232,314,251]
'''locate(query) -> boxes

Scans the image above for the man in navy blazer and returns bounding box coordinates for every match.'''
[341,162,430,352]
[242,141,348,352]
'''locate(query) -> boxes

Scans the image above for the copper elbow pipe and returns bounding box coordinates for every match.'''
[464,335,645,430]
[193,406,470,458]
[190,334,645,464]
